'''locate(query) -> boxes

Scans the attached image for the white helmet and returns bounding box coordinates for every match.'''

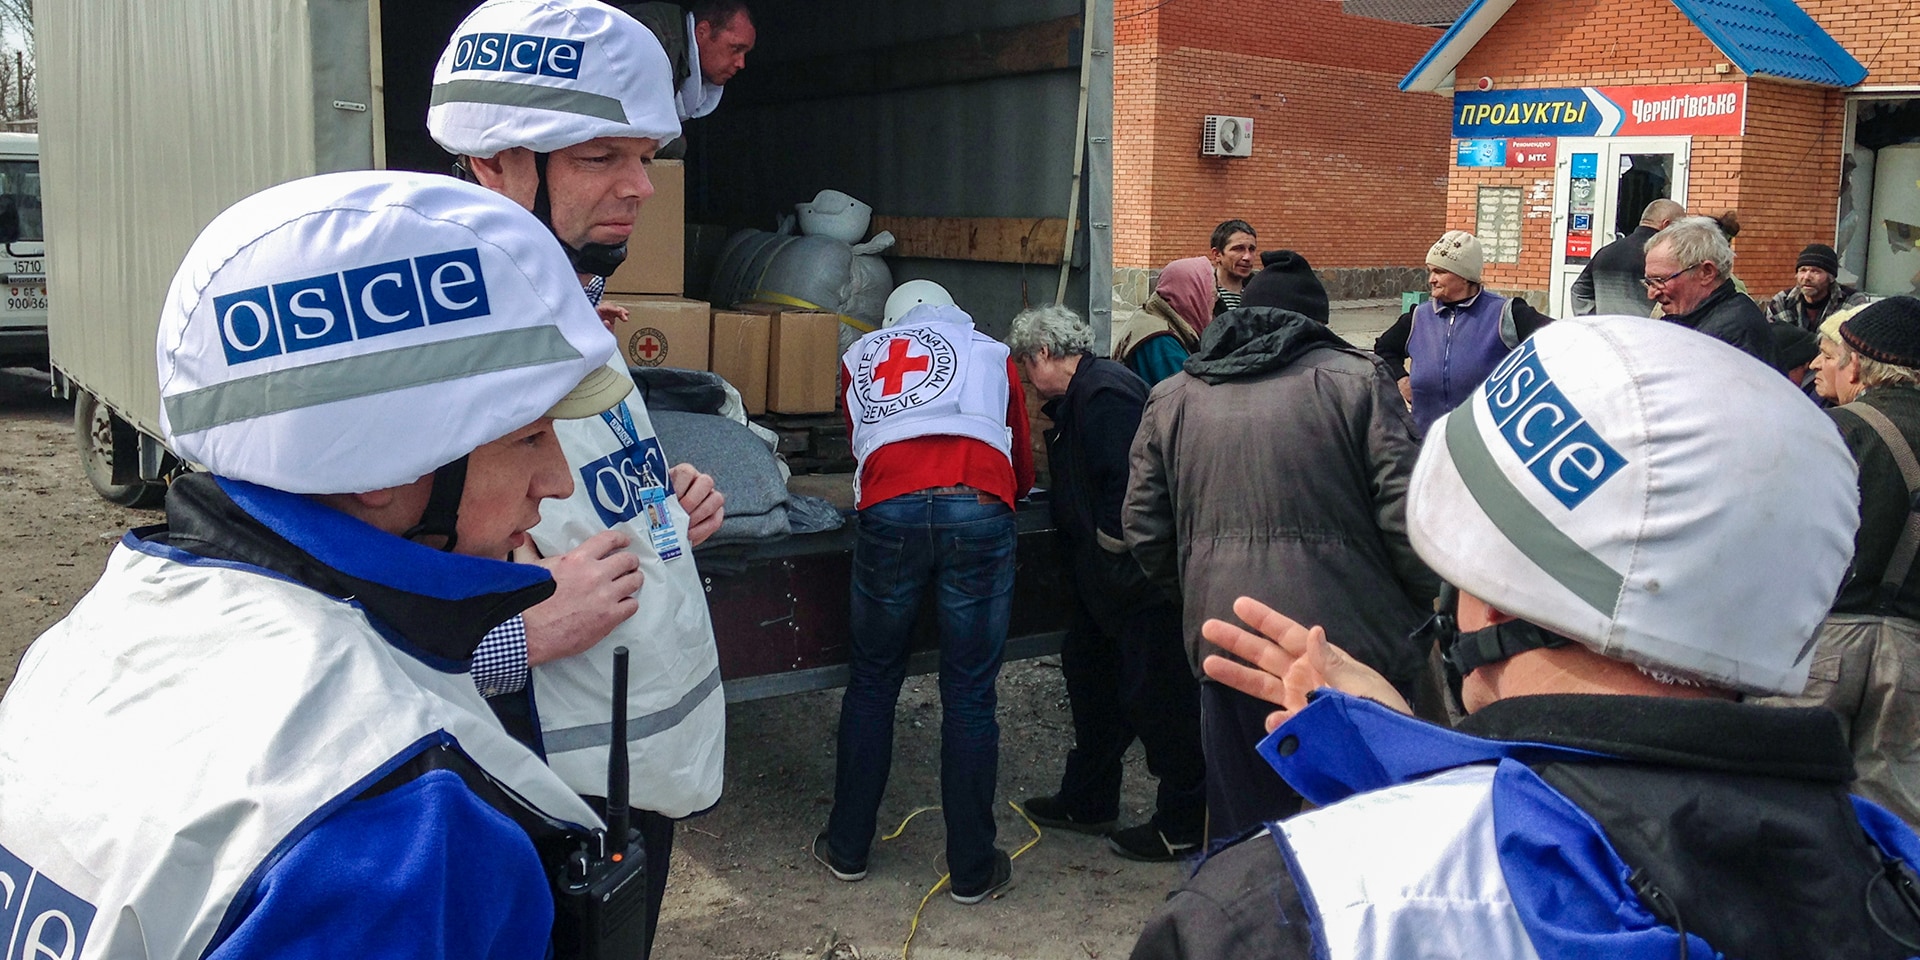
[157,171,625,495]
[427,0,680,158]
[883,279,955,327]
[1407,314,1858,696]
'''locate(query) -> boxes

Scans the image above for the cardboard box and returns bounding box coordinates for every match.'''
[608,295,710,371]
[709,309,771,414]
[766,308,842,414]
[604,160,684,295]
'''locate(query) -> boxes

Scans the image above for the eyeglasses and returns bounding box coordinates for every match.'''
[1641,263,1702,291]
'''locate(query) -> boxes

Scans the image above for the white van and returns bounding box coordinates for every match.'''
[0,131,44,369]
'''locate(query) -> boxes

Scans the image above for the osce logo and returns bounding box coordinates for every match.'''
[1,841,96,960]
[449,32,584,79]
[581,436,670,528]
[1481,340,1627,509]
[211,248,491,366]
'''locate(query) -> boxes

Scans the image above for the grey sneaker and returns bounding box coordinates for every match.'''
[1105,823,1201,863]
[949,848,1013,904]
[811,831,867,882]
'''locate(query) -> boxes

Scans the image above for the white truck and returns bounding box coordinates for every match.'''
[0,131,46,370]
[39,0,1113,510]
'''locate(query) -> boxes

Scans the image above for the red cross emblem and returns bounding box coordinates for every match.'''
[873,337,931,397]
[628,327,668,366]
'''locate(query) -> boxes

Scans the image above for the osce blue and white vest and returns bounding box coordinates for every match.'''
[1257,692,1920,960]
[842,309,1013,482]
[1409,292,1517,435]
[0,542,601,960]
[528,370,724,818]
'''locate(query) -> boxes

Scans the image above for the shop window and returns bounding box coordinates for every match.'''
[1843,97,1920,297]
[1476,187,1522,263]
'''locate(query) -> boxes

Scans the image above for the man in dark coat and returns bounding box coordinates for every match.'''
[1007,305,1206,862]
[1571,198,1683,316]
[1125,250,1437,842]
[1766,243,1872,331]
[623,0,755,155]
[1645,216,1776,368]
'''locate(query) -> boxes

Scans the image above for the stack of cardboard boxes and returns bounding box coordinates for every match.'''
[604,160,841,415]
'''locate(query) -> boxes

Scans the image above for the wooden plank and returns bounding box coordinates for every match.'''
[872,215,1070,265]
[727,15,1082,106]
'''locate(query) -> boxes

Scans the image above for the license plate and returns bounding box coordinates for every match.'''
[5,285,46,311]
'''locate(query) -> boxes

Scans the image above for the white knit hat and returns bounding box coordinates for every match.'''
[427,0,679,157]
[157,171,623,494]
[1407,314,1858,696]
[1427,230,1484,284]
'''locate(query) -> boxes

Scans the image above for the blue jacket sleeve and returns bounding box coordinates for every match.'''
[1126,336,1190,387]
[208,769,555,960]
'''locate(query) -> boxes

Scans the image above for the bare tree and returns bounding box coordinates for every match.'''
[0,0,32,124]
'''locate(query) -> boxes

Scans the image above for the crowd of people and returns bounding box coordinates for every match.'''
[2,0,1920,955]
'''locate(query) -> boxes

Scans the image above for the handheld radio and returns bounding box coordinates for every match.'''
[551,646,653,959]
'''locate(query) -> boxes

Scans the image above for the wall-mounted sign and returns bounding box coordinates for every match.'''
[1457,139,1508,167]
[1453,83,1745,139]
[1507,138,1556,167]
[1565,154,1597,261]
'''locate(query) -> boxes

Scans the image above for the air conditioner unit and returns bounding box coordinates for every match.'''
[1202,115,1253,157]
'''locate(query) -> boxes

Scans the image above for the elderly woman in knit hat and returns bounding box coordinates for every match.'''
[1123,250,1437,842]
[1371,230,1550,436]
[1113,257,1214,385]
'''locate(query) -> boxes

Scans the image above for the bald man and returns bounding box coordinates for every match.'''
[1572,197,1685,316]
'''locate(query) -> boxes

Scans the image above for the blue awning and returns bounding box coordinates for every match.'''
[1402,0,1866,91]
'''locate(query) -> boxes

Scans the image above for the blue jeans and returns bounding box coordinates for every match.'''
[826,491,1017,889]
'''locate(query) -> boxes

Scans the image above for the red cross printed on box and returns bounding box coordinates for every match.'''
[873,337,930,397]
[629,328,667,365]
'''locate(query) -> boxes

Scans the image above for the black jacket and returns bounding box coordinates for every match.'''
[1042,353,1148,548]
[1663,279,1777,369]
[1572,224,1660,317]
[1130,694,1920,960]
[623,2,694,89]
[1833,385,1920,619]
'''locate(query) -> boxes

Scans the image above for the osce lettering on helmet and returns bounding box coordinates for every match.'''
[581,435,671,528]
[1482,339,1627,509]
[854,328,958,423]
[0,841,96,960]
[212,249,491,366]
[449,32,585,79]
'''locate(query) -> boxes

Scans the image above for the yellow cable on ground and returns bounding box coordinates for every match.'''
[892,802,1044,960]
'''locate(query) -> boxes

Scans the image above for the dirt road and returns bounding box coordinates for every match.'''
[0,366,1185,960]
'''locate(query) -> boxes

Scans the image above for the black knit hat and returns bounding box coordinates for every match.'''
[1240,250,1330,324]
[1797,243,1841,276]
[1840,296,1920,369]
[1769,321,1819,370]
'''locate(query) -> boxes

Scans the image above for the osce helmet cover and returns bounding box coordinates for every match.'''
[883,279,956,327]
[1407,314,1858,696]
[428,0,680,158]
[156,170,623,495]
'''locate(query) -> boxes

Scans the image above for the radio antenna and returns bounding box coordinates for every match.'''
[607,646,631,846]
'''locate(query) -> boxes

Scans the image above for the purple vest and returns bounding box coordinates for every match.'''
[1409,292,1515,435]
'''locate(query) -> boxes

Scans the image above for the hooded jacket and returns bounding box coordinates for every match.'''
[1123,306,1438,684]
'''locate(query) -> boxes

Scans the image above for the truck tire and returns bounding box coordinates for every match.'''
[75,391,167,509]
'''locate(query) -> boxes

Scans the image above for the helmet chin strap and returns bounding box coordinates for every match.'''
[401,455,470,553]
[530,151,629,278]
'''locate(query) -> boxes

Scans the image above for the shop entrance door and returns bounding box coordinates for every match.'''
[1549,137,1690,318]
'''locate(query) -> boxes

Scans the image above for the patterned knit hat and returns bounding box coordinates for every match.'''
[1840,296,1920,369]
[1427,230,1484,284]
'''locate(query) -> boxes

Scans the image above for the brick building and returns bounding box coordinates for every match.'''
[1402,0,1920,315]
[1112,0,1455,297]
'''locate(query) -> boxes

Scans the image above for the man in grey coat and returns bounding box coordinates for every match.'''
[1124,250,1438,843]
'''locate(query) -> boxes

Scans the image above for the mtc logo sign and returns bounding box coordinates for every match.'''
[580,436,670,528]
[212,248,491,366]
[449,32,584,79]
[0,842,95,960]
[1482,340,1627,509]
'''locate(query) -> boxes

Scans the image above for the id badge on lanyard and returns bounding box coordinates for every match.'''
[602,403,684,562]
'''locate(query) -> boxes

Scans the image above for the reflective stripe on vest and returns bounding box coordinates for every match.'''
[842,319,1013,467]
[528,372,725,817]
[0,544,599,960]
